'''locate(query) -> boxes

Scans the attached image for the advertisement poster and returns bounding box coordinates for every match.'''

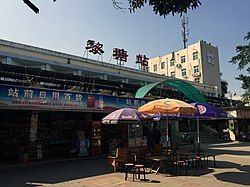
[30,113,38,143]
[0,84,147,111]
[77,131,90,156]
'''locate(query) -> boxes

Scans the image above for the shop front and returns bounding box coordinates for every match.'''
[0,109,108,163]
[0,109,32,162]
[225,107,250,142]
[0,83,147,164]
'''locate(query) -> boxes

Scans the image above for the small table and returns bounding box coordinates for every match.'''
[146,156,168,174]
[203,153,216,167]
[124,163,134,181]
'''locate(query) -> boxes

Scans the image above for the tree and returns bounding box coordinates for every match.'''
[221,80,228,98]
[126,0,202,17]
[229,32,250,103]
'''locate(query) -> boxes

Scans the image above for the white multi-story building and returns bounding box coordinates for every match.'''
[148,41,222,97]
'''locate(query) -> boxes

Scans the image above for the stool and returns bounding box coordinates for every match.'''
[173,160,189,175]
[193,155,203,170]
[133,164,146,181]
[124,163,134,181]
[205,154,216,167]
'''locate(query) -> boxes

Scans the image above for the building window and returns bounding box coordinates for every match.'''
[181,56,186,63]
[193,65,199,73]
[161,62,165,69]
[194,78,200,82]
[193,51,198,60]
[181,69,187,77]
[170,59,175,66]
[170,71,175,78]
[153,64,157,72]
[206,51,215,64]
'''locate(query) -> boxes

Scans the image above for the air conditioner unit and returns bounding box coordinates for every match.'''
[176,63,182,68]
[196,72,201,76]
[193,72,201,77]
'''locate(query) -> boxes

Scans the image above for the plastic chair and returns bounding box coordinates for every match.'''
[172,154,190,175]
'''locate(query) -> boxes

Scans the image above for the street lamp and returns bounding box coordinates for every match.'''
[214,86,218,97]
[228,91,236,107]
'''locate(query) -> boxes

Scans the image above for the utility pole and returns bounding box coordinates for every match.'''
[181,15,189,49]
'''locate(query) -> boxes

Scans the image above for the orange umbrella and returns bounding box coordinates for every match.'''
[138,98,196,115]
[138,98,196,147]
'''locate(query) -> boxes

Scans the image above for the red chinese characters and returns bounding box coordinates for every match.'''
[85,40,104,55]
[135,54,149,71]
[113,48,129,63]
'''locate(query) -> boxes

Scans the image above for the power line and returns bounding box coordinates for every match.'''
[23,0,39,14]
[23,0,56,14]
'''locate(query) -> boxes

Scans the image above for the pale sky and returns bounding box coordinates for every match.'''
[0,0,249,97]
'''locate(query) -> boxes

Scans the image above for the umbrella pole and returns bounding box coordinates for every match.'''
[135,124,137,148]
[188,119,191,144]
[166,117,169,147]
[197,116,200,152]
[188,119,191,134]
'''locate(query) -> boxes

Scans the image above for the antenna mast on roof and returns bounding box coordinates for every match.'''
[181,15,189,49]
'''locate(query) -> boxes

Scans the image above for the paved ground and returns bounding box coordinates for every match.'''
[0,141,249,187]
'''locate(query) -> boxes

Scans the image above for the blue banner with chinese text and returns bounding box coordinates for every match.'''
[0,84,148,111]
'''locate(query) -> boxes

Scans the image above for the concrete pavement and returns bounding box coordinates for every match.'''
[0,141,249,187]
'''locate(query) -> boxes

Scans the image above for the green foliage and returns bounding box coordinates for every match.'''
[230,32,250,72]
[128,0,202,17]
[241,92,250,103]
[230,32,250,102]
[221,80,228,98]
[236,74,250,90]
